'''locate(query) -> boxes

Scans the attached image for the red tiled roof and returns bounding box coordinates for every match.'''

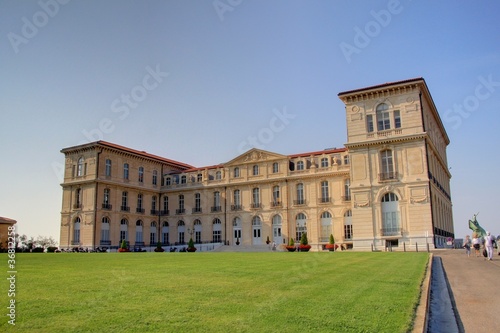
[338,77,424,96]
[0,216,17,224]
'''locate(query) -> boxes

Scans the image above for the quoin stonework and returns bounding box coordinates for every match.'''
[59,78,453,251]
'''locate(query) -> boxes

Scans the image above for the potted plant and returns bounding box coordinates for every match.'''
[266,236,270,244]
[235,237,240,245]
[285,238,296,252]
[325,234,338,251]
[154,241,164,252]
[298,233,311,252]
[187,238,197,252]
[118,240,129,252]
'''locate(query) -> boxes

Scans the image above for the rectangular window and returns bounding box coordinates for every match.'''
[377,112,391,131]
[152,171,157,185]
[105,159,112,177]
[344,225,353,240]
[366,115,374,133]
[394,110,401,128]
[123,164,129,180]
[321,181,329,202]
[101,229,110,242]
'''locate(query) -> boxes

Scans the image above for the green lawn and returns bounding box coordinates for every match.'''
[1,252,428,333]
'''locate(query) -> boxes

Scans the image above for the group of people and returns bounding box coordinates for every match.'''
[463,232,497,260]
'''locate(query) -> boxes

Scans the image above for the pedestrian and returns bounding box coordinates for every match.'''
[484,231,495,261]
[463,235,471,257]
[472,235,481,257]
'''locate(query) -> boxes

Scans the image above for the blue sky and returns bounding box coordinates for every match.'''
[1,0,499,242]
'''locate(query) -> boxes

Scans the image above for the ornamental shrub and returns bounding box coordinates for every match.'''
[300,233,308,246]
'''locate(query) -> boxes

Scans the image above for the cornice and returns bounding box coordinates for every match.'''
[345,133,427,149]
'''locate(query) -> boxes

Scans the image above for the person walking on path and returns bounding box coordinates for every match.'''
[463,235,472,257]
[484,231,495,260]
[472,235,481,257]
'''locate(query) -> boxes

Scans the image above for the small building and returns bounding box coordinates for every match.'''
[0,216,17,250]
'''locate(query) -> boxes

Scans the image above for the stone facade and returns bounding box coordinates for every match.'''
[59,78,454,251]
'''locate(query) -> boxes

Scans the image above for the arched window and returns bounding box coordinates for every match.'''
[344,210,353,240]
[296,213,307,241]
[101,217,110,243]
[252,216,262,245]
[150,222,157,245]
[178,220,185,244]
[77,157,84,177]
[193,219,202,243]
[320,211,332,242]
[135,220,143,244]
[213,218,222,242]
[381,193,400,236]
[252,165,259,176]
[73,217,81,243]
[272,215,283,244]
[233,217,242,244]
[161,221,169,245]
[376,103,390,131]
[120,219,128,241]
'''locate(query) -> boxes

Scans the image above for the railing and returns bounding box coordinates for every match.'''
[251,203,261,209]
[71,240,80,245]
[192,207,202,213]
[120,206,130,212]
[150,209,158,215]
[293,199,306,205]
[211,206,222,212]
[271,201,282,207]
[100,240,111,246]
[379,172,399,182]
[381,227,402,236]
[160,210,169,216]
[342,195,351,201]
[231,205,242,211]
[102,203,112,210]
[318,197,330,204]
[73,203,81,209]
[136,208,145,214]
[176,208,185,215]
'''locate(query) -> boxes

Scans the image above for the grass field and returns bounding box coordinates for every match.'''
[1,251,429,332]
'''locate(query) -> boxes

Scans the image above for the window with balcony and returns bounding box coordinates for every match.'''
[136,194,144,213]
[162,196,169,215]
[121,191,129,211]
[380,149,396,181]
[272,185,280,206]
[193,193,202,213]
[252,188,260,208]
[232,189,241,210]
[295,183,305,205]
[212,191,221,212]
[74,188,82,209]
[320,181,329,203]
[376,103,391,131]
[138,167,144,183]
[320,211,332,242]
[178,220,185,244]
[177,195,185,214]
[103,188,111,209]
[151,196,157,215]
[343,179,351,201]
[150,222,157,245]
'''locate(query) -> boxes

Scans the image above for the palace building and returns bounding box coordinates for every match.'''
[59,78,454,251]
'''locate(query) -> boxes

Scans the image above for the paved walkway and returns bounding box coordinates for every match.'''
[429,249,500,333]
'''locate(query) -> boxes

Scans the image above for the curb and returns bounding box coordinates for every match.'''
[412,253,433,333]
